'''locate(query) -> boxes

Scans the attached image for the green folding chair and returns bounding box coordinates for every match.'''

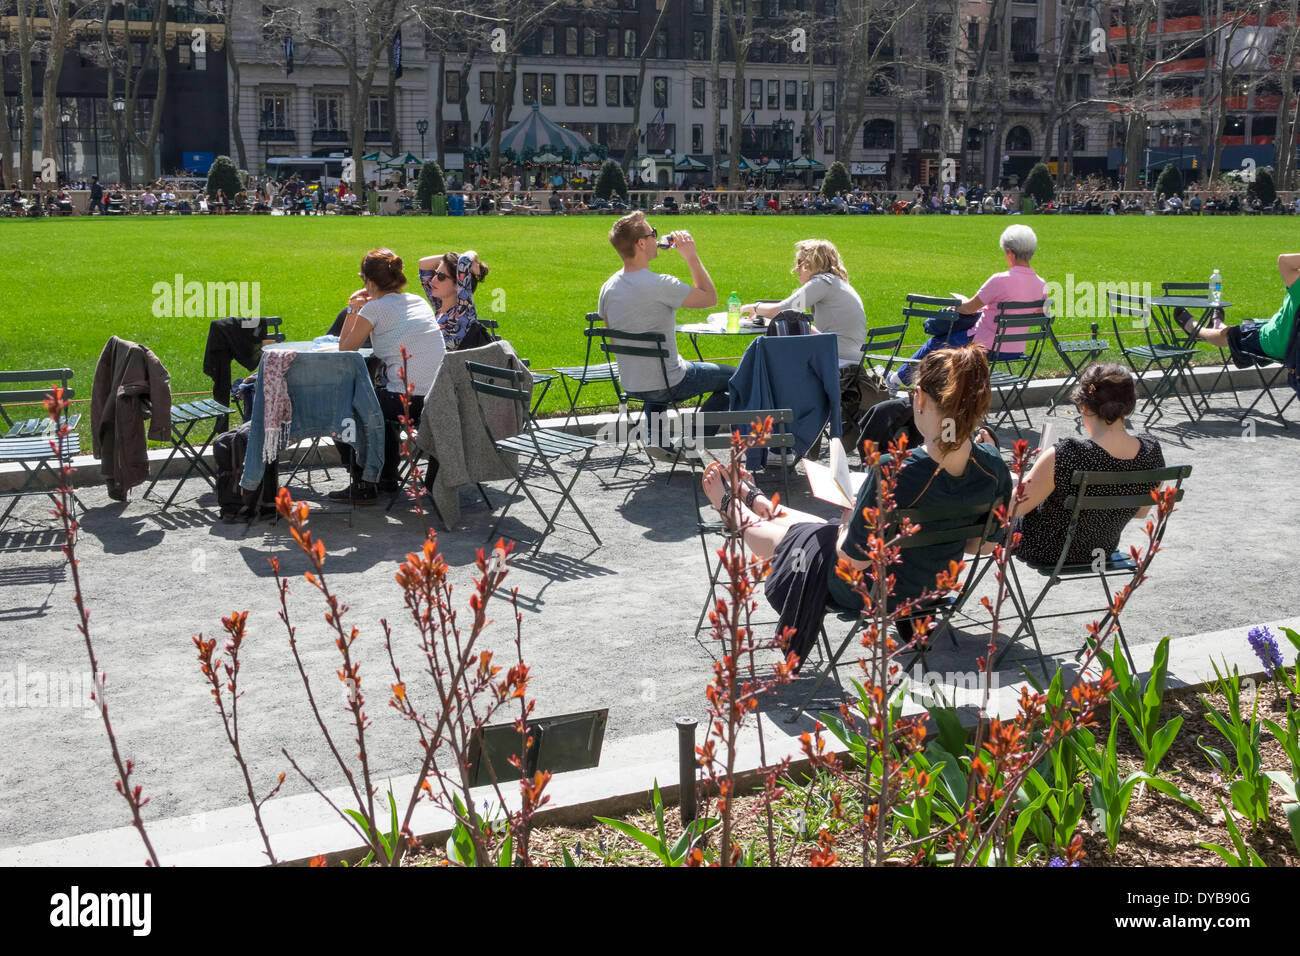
[787,498,1004,723]
[0,368,83,531]
[859,317,916,380]
[1045,320,1109,417]
[553,313,622,428]
[998,464,1192,677]
[142,397,237,509]
[986,301,1053,439]
[1108,291,1201,425]
[466,361,604,553]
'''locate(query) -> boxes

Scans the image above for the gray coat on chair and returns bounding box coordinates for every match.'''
[416,340,532,526]
[91,336,173,498]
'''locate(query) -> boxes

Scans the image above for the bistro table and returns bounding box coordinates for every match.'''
[1147,295,1233,419]
[676,314,767,361]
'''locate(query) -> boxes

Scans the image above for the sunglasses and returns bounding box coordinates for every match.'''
[642,226,658,240]
[433,270,453,282]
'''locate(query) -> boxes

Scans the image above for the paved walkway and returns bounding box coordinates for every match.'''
[1,394,1296,850]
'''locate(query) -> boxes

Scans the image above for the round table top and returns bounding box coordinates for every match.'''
[1149,296,1232,309]
[680,316,766,335]
[264,341,373,357]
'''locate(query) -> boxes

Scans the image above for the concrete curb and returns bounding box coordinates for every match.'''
[4,614,1294,867]
[0,363,1288,493]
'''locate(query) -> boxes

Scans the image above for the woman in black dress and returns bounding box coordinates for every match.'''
[1011,362,1164,567]
[701,347,1013,664]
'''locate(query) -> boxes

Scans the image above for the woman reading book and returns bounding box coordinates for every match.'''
[701,347,1012,666]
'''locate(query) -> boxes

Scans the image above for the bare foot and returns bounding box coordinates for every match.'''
[702,463,742,531]
[735,466,777,519]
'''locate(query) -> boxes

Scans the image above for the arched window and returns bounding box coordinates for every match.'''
[921,123,941,150]
[862,119,894,149]
[1006,125,1032,151]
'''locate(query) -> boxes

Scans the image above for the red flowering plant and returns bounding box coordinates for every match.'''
[42,389,160,866]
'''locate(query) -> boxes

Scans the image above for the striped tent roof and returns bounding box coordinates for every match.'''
[498,104,592,154]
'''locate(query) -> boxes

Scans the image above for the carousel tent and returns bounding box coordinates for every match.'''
[498,104,592,155]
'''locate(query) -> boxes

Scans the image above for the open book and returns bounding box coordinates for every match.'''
[801,438,868,509]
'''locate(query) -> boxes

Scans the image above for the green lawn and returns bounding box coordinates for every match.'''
[1,213,1291,427]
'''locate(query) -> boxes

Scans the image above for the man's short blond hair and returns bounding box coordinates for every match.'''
[610,210,648,260]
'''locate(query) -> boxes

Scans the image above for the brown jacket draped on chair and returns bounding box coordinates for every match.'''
[91,336,172,498]
[416,340,531,527]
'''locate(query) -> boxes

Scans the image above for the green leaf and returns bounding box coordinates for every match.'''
[1283,802,1300,856]
[595,816,670,865]
[930,703,969,758]
[1198,841,1243,867]
[1144,717,1183,774]
[651,780,667,851]
[1143,776,1204,813]
[1265,770,1298,804]
[1280,626,1300,654]
[1012,791,1048,857]
[561,844,577,867]
[1196,735,1231,775]
[498,833,513,868]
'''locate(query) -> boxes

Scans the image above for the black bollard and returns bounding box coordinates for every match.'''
[676,716,698,825]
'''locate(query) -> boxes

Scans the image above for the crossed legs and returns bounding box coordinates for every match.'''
[701,463,828,560]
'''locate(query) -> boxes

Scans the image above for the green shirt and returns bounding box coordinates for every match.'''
[1258,278,1300,360]
[827,442,1013,610]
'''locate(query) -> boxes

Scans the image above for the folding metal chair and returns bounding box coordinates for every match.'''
[1108,291,1202,425]
[0,368,83,529]
[1162,281,1296,427]
[597,327,705,480]
[679,408,795,635]
[986,301,1053,439]
[787,498,1005,723]
[553,313,621,428]
[859,317,916,380]
[1045,321,1110,416]
[466,361,604,553]
[997,464,1192,677]
[142,398,237,509]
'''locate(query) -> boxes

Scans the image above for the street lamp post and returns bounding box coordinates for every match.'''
[15,109,23,187]
[60,110,71,184]
[416,119,428,159]
[113,96,127,184]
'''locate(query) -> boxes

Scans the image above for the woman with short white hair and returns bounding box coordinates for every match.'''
[891,224,1049,389]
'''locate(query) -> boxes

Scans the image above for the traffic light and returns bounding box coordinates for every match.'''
[1192,158,1198,168]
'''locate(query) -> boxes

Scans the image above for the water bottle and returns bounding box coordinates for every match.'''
[1209,269,1221,305]
[727,291,741,333]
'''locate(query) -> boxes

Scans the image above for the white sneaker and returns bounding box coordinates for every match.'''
[886,370,905,395]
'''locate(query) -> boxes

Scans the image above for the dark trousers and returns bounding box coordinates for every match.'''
[339,391,423,486]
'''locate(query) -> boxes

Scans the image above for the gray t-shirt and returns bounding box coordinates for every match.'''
[777,273,865,365]
[597,268,691,393]
[359,292,446,394]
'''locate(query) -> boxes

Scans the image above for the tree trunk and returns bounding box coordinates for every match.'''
[18,0,36,188]
[710,0,722,183]
[1275,3,1300,189]
[804,20,814,189]
[624,0,674,178]
[228,0,249,170]
[387,55,400,155]
[936,0,961,176]
[489,50,507,178]
[435,46,446,170]
[957,0,1004,190]
[0,97,12,188]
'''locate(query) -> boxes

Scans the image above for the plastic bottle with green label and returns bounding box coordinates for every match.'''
[727,291,741,333]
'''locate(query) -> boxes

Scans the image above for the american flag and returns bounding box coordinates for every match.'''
[814,111,824,146]
[745,109,757,138]
[484,104,495,140]
[655,107,665,140]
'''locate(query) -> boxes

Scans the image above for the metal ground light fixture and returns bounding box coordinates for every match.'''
[416,119,428,159]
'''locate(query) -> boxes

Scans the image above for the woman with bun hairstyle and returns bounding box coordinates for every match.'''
[418,250,493,350]
[1010,362,1164,566]
[335,247,446,502]
[701,346,1013,665]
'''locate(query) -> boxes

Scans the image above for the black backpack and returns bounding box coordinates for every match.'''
[764,309,814,337]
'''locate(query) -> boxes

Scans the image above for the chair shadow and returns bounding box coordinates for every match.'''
[0,559,66,622]
[497,546,615,615]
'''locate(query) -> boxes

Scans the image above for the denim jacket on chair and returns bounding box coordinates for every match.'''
[241,350,385,489]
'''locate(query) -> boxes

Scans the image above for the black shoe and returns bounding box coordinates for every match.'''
[376,480,401,494]
[328,482,377,505]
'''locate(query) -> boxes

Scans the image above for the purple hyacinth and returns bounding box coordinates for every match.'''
[1048,857,1079,867]
[1248,625,1284,672]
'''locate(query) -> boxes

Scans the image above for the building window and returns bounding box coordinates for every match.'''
[802,80,810,110]
[823,126,834,153]
[692,77,706,108]
[767,80,779,109]
[566,26,579,56]
[367,93,390,132]
[654,76,669,108]
[692,123,703,152]
[606,75,619,106]
[1075,74,1090,98]
[822,80,835,111]
[718,125,727,150]
[479,72,495,103]
[654,30,668,58]
[541,26,555,55]
[784,80,797,111]
[623,75,638,107]
[565,74,579,106]
[261,91,291,129]
[541,73,556,106]
[1011,17,1037,56]
[445,71,462,104]
[692,30,706,60]
[719,78,727,110]
[862,118,893,149]
[314,7,340,41]
[523,73,538,106]
[968,19,978,49]
[584,27,598,56]
[693,0,704,11]
[750,79,762,109]
[607,27,619,57]
[313,93,342,130]
[624,0,638,8]
[624,29,639,57]
[1006,125,1032,151]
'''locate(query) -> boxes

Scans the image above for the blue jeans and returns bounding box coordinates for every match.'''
[897,330,971,384]
[627,361,734,446]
